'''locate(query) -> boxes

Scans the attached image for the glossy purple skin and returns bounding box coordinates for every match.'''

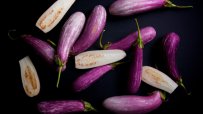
[73,65,112,92]
[103,91,162,114]
[22,35,55,65]
[57,12,85,68]
[128,47,143,94]
[107,26,156,50]
[71,5,107,55]
[109,0,166,16]
[38,100,85,114]
[163,32,180,81]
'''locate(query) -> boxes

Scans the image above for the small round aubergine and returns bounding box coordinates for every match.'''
[71,5,107,55]
[163,32,188,91]
[109,0,192,16]
[56,12,86,87]
[106,26,156,50]
[38,100,96,114]
[103,91,163,114]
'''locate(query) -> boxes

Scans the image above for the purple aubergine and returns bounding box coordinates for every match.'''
[103,91,163,114]
[38,100,96,114]
[71,5,107,55]
[21,35,55,65]
[73,64,113,92]
[105,26,156,50]
[56,12,85,88]
[128,19,143,94]
[163,32,187,91]
[109,0,192,16]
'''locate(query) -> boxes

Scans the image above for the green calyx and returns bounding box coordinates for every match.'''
[164,0,193,8]
[177,78,191,95]
[55,56,64,88]
[111,62,126,69]
[83,101,97,112]
[47,39,56,47]
[160,91,167,101]
[134,19,144,48]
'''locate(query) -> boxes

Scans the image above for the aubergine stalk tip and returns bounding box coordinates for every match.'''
[56,12,85,88]
[109,0,192,16]
[128,19,143,94]
[163,32,190,94]
[38,100,96,114]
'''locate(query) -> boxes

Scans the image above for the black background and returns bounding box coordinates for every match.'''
[7,0,203,113]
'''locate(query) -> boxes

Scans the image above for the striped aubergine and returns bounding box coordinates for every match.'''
[109,0,192,16]
[71,5,107,55]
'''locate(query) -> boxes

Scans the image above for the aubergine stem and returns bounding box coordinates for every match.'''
[8,29,18,40]
[99,30,111,49]
[134,19,144,48]
[111,62,126,69]
[177,78,191,95]
[55,56,64,88]
[47,39,56,47]
[164,0,193,8]
[83,101,97,112]
[159,91,167,101]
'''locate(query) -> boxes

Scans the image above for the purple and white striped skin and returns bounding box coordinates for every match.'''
[109,0,192,16]
[103,91,163,114]
[128,47,143,94]
[22,35,55,65]
[73,65,113,92]
[106,26,156,50]
[56,12,85,88]
[38,100,96,114]
[163,32,180,81]
[71,5,107,55]
[163,32,187,91]
[128,19,143,94]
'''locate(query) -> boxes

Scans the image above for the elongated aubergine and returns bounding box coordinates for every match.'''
[103,91,163,114]
[56,12,85,87]
[71,5,107,55]
[106,26,156,50]
[163,32,188,91]
[109,0,192,16]
[38,100,96,114]
[128,19,143,94]
[73,64,113,92]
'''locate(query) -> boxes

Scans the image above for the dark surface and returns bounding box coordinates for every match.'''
[7,0,203,113]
